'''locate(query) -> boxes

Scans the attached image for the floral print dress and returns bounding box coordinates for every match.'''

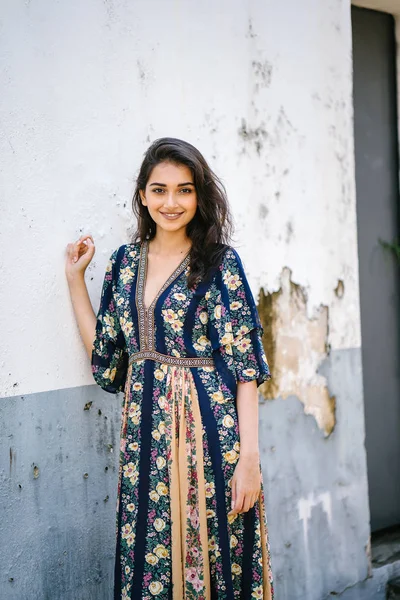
[91,240,274,600]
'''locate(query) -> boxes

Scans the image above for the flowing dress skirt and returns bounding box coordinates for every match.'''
[114,360,274,600]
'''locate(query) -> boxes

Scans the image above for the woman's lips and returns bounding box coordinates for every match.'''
[160,212,184,220]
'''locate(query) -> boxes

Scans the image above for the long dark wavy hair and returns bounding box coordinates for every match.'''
[131,137,234,288]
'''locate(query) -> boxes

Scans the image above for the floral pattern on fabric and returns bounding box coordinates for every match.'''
[91,248,130,393]
[91,241,274,599]
[206,247,271,392]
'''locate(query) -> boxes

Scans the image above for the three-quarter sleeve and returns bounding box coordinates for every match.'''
[91,247,129,394]
[206,246,271,392]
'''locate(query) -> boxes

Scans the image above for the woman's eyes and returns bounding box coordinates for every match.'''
[152,188,193,194]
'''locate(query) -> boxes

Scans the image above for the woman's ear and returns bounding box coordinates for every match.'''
[139,189,147,206]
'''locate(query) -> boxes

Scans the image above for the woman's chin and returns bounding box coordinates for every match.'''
[154,218,191,233]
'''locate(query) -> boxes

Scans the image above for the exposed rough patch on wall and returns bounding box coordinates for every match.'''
[258,267,336,436]
[335,279,345,299]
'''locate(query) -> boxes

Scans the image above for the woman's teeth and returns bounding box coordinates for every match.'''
[161,212,183,219]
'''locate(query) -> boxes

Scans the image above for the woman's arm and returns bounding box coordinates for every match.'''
[228,379,262,516]
[65,234,97,359]
[236,379,260,458]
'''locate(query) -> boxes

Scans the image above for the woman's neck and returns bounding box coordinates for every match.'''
[149,229,192,257]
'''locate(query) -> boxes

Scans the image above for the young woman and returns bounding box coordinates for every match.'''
[65,137,274,599]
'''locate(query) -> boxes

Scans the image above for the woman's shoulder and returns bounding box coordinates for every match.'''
[213,243,244,272]
[106,241,141,273]
[110,241,141,259]
[203,244,246,292]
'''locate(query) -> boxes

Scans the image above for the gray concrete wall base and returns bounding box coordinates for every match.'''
[0,385,123,600]
[331,560,400,600]
[259,347,371,600]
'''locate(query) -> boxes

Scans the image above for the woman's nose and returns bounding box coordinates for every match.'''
[163,192,178,207]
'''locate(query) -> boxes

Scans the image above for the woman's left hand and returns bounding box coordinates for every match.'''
[228,454,261,516]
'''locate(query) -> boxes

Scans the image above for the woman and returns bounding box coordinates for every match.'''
[65,137,274,599]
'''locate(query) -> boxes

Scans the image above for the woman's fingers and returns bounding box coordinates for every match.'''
[235,490,260,515]
[65,235,95,277]
[237,491,249,514]
[229,478,239,516]
[230,477,236,513]
[230,489,244,516]
[75,233,94,246]
[84,238,96,261]
[66,243,75,261]
[76,234,94,253]
[72,234,95,263]
[74,240,84,263]
[229,482,261,516]
[243,491,258,513]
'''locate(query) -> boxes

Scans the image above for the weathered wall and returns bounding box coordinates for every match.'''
[0,387,121,600]
[0,1,371,599]
[0,0,361,398]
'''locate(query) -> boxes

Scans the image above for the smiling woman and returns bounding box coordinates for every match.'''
[65,137,274,600]
[138,161,198,305]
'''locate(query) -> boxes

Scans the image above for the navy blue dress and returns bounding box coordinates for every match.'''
[91,240,274,600]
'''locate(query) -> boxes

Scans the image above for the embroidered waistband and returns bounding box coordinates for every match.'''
[128,350,215,367]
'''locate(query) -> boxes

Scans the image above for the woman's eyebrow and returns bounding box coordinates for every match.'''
[149,182,195,187]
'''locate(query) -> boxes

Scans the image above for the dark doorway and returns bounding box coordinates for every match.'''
[352,5,400,532]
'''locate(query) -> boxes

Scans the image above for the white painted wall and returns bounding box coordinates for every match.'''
[0,0,360,398]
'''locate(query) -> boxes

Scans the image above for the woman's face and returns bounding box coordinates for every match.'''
[140,161,198,236]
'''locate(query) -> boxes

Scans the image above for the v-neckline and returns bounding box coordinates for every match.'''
[139,239,191,312]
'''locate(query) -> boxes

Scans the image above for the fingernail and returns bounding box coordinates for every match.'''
[73,257,77,263]
[231,500,234,509]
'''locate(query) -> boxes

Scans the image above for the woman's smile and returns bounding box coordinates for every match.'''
[160,211,184,220]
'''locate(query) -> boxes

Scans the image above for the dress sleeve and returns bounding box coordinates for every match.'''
[91,247,129,394]
[206,246,271,389]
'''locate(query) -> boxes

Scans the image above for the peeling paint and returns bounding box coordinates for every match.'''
[335,279,345,299]
[298,491,333,577]
[258,267,336,436]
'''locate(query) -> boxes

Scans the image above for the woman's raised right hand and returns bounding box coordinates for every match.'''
[65,234,96,282]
